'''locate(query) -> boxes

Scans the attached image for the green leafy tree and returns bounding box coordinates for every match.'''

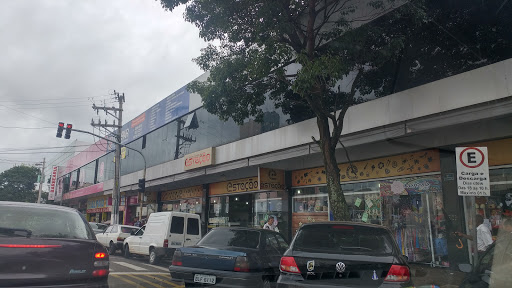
[158,0,511,220]
[159,0,408,220]
[0,166,40,203]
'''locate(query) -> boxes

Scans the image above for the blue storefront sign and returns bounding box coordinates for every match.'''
[118,85,190,145]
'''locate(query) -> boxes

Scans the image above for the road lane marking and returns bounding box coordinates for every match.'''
[141,263,171,272]
[143,274,182,288]
[110,272,168,275]
[110,274,140,287]
[112,261,147,271]
[125,274,166,288]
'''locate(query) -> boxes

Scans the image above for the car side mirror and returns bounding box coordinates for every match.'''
[458,263,472,273]
[131,231,136,235]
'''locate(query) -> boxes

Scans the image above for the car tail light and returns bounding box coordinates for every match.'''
[163,239,168,248]
[0,244,61,248]
[95,252,106,259]
[92,269,109,277]
[117,237,124,241]
[171,250,182,266]
[280,257,301,274]
[384,265,410,282]
[234,256,250,272]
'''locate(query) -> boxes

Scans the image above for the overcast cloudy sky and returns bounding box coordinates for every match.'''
[0,0,207,173]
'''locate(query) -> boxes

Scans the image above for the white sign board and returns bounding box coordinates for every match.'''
[456,147,490,196]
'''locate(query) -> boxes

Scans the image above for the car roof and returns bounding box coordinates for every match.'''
[211,226,280,234]
[0,201,78,213]
[300,221,390,230]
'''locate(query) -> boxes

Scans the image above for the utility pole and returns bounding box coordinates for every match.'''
[92,91,124,225]
[36,158,45,204]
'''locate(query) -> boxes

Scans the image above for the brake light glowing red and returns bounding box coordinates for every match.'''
[117,237,124,241]
[95,252,106,259]
[92,269,109,277]
[384,265,410,282]
[332,225,354,229]
[280,257,301,274]
[0,244,61,248]
[163,239,168,248]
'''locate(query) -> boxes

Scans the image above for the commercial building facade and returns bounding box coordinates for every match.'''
[54,2,512,270]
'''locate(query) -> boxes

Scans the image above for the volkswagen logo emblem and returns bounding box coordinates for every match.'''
[336,262,346,273]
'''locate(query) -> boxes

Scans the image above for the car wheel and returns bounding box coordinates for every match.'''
[149,248,159,265]
[262,277,271,288]
[123,244,131,258]
[108,241,116,255]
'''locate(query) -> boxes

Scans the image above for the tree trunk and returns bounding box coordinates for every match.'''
[316,115,350,221]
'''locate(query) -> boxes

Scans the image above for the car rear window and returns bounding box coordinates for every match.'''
[0,206,94,240]
[293,224,394,255]
[121,227,138,234]
[198,229,260,249]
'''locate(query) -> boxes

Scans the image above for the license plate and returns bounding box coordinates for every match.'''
[194,274,216,284]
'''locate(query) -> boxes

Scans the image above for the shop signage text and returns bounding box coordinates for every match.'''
[259,168,285,190]
[162,186,203,201]
[292,150,441,187]
[456,147,490,196]
[210,177,259,195]
[184,147,214,170]
[48,166,58,201]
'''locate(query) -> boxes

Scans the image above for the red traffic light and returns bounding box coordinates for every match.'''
[66,124,72,129]
[58,122,64,127]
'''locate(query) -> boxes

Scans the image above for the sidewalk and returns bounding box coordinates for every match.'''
[410,264,465,288]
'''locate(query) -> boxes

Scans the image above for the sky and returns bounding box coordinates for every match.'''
[0,0,207,173]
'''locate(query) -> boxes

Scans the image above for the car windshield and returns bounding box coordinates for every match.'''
[198,229,260,249]
[293,225,394,255]
[0,206,94,240]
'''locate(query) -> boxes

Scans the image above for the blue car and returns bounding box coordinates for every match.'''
[169,227,289,287]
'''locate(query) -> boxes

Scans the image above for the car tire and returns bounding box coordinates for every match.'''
[123,244,131,258]
[149,248,159,265]
[108,241,116,255]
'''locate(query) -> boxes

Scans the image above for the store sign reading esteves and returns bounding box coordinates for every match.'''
[456,147,490,196]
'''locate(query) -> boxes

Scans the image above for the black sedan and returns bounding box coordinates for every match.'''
[277,222,413,287]
[169,227,289,287]
[0,201,109,288]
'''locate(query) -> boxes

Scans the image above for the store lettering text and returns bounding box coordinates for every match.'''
[185,152,211,167]
[227,180,259,193]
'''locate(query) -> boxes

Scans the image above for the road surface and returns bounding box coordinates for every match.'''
[108,255,183,288]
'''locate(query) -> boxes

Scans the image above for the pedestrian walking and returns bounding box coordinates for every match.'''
[455,214,493,256]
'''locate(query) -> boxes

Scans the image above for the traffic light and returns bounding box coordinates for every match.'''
[64,124,72,139]
[138,178,145,193]
[56,122,64,138]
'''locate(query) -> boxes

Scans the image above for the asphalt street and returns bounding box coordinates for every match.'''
[108,255,184,288]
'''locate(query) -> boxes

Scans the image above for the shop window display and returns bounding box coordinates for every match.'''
[163,199,202,214]
[380,175,447,266]
[292,175,447,266]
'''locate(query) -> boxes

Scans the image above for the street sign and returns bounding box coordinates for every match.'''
[456,147,490,196]
[48,166,59,201]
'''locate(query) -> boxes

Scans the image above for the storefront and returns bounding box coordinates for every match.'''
[86,195,125,223]
[461,138,512,242]
[208,168,290,239]
[138,191,158,220]
[161,185,204,215]
[291,150,448,266]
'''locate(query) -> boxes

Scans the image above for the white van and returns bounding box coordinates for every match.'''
[123,212,202,264]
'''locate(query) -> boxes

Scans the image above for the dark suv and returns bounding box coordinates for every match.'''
[277,222,412,287]
[0,201,109,288]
